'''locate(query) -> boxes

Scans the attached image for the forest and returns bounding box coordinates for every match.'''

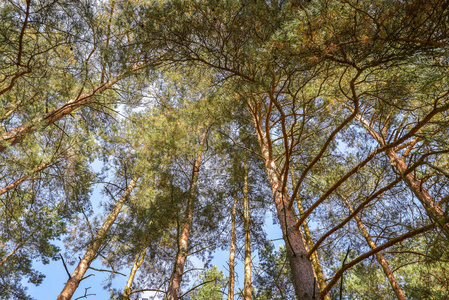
[1,0,449,299]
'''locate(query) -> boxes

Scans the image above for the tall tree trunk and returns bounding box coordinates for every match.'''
[57,176,138,300]
[291,171,329,300]
[227,187,238,300]
[243,157,252,300]
[252,115,320,300]
[353,111,449,238]
[337,192,407,300]
[123,249,147,300]
[166,132,207,300]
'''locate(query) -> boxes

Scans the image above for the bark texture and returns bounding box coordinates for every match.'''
[57,176,138,300]
[243,157,252,300]
[166,133,206,300]
[292,172,329,300]
[253,115,320,300]
[123,249,147,300]
[227,189,238,300]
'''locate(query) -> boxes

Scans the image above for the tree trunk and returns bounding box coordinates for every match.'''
[252,115,320,300]
[354,112,449,238]
[338,192,407,300]
[57,176,138,300]
[166,132,206,300]
[387,149,449,237]
[243,157,252,300]
[123,249,147,300]
[227,187,238,300]
[291,171,329,300]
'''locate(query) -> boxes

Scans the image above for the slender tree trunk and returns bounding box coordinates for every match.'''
[387,149,449,237]
[166,132,207,300]
[0,146,70,196]
[243,157,252,300]
[337,192,407,300]
[123,249,147,300]
[0,160,51,196]
[0,231,35,266]
[57,176,138,300]
[291,171,329,300]
[353,112,449,238]
[252,115,320,300]
[227,187,238,300]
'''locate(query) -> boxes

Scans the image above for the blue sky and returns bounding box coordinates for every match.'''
[24,204,284,300]
[23,155,286,300]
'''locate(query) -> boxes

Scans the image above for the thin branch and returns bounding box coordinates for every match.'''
[187,243,216,257]
[307,177,401,258]
[60,254,71,279]
[129,288,167,295]
[178,279,217,299]
[321,223,436,298]
[88,266,126,277]
[74,287,95,300]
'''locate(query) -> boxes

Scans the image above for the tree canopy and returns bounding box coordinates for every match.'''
[1,0,448,299]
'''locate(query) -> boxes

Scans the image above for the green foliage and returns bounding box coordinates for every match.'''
[343,260,397,300]
[1,0,449,299]
[189,266,227,300]
[254,243,296,300]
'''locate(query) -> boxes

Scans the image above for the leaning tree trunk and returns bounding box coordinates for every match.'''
[227,188,238,300]
[338,192,407,300]
[57,176,138,300]
[354,111,449,238]
[1,160,51,196]
[252,116,320,300]
[243,157,252,300]
[387,149,449,238]
[166,132,206,300]
[123,249,147,300]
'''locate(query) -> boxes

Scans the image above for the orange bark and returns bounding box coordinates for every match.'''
[166,132,206,300]
[227,188,238,300]
[339,192,407,300]
[243,157,252,300]
[57,177,138,300]
[252,112,319,299]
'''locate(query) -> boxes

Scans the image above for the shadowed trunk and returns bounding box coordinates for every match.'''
[291,171,329,300]
[243,157,252,300]
[57,176,138,300]
[227,187,238,300]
